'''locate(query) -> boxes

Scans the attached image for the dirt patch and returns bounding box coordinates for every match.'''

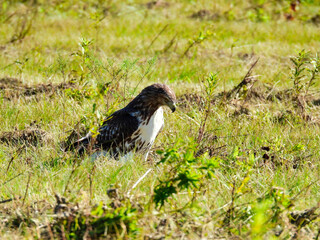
[0,77,76,100]
[237,52,255,61]
[227,80,271,103]
[178,59,320,119]
[190,10,220,20]
[177,93,206,109]
[0,122,51,146]
[267,89,293,101]
[0,77,22,87]
[23,82,75,96]
[268,89,317,104]
[310,14,320,25]
[177,81,270,112]
[213,79,272,107]
[145,0,170,9]
[312,99,320,106]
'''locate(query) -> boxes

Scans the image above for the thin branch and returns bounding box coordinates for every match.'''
[147,24,169,50]
[227,58,259,98]
[0,196,21,204]
[1,173,23,186]
[89,165,96,204]
[242,58,260,81]
[63,160,78,195]
[291,177,320,202]
[6,144,25,173]
[161,34,177,53]
[22,173,31,206]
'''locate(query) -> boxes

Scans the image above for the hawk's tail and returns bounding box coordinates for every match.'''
[65,136,91,155]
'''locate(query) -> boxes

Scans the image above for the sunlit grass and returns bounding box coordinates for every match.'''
[1,0,320,239]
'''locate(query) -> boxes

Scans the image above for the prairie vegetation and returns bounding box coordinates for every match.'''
[1,0,320,239]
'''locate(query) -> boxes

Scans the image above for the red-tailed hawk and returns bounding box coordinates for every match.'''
[67,83,176,160]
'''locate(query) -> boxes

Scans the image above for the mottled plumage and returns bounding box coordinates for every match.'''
[67,83,176,159]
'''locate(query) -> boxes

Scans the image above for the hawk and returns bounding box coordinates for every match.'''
[67,83,176,160]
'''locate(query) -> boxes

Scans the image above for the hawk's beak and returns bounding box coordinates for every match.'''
[168,102,176,113]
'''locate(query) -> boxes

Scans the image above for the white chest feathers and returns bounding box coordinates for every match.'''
[138,107,164,147]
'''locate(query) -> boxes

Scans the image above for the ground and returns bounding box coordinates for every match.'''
[1,0,320,239]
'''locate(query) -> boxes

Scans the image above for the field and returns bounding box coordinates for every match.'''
[1,0,320,239]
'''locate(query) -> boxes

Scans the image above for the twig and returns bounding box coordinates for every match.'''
[243,58,259,80]
[291,177,320,201]
[227,58,259,99]
[182,41,196,57]
[89,165,96,204]
[1,173,23,186]
[0,196,21,204]
[63,160,78,195]
[22,172,31,206]
[8,8,37,44]
[161,34,177,53]
[127,168,153,195]
[197,105,211,144]
[6,144,25,173]
[147,24,169,50]
[222,180,237,227]
[2,11,17,23]
[242,58,260,81]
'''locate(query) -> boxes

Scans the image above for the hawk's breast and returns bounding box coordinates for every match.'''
[134,107,164,150]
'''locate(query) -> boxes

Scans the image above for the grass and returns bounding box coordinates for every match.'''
[1,0,320,239]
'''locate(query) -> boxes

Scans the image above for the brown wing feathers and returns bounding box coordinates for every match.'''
[66,109,140,156]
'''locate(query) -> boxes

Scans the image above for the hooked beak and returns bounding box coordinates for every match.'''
[168,102,176,113]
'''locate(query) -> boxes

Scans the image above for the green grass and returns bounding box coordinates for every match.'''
[1,0,320,239]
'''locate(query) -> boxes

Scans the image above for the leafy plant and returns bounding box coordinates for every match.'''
[306,53,320,94]
[153,145,219,208]
[290,50,320,95]
[290,50,310,94]
[251,187,293,238]
[52,200,139,239]
[197,72,218,143]
[182,30,213,57]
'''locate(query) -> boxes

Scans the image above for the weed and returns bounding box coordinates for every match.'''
[182,30,213,57]
[153,144,219,208]
[50,195,139,239]
[197,72,218,143]
[290,50,320,96]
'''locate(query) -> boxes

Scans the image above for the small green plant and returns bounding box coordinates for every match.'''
[52,200,139,239]
[306,53,320,94]
[182,30,213,57]
[290,50,310,94]
[197,72,218,143]
[153,145,219,208]
[247,7,270,22]
[251,187,293,238]
[290,50,320,95]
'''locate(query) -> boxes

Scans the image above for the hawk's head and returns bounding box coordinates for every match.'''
[140,83,177,112]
